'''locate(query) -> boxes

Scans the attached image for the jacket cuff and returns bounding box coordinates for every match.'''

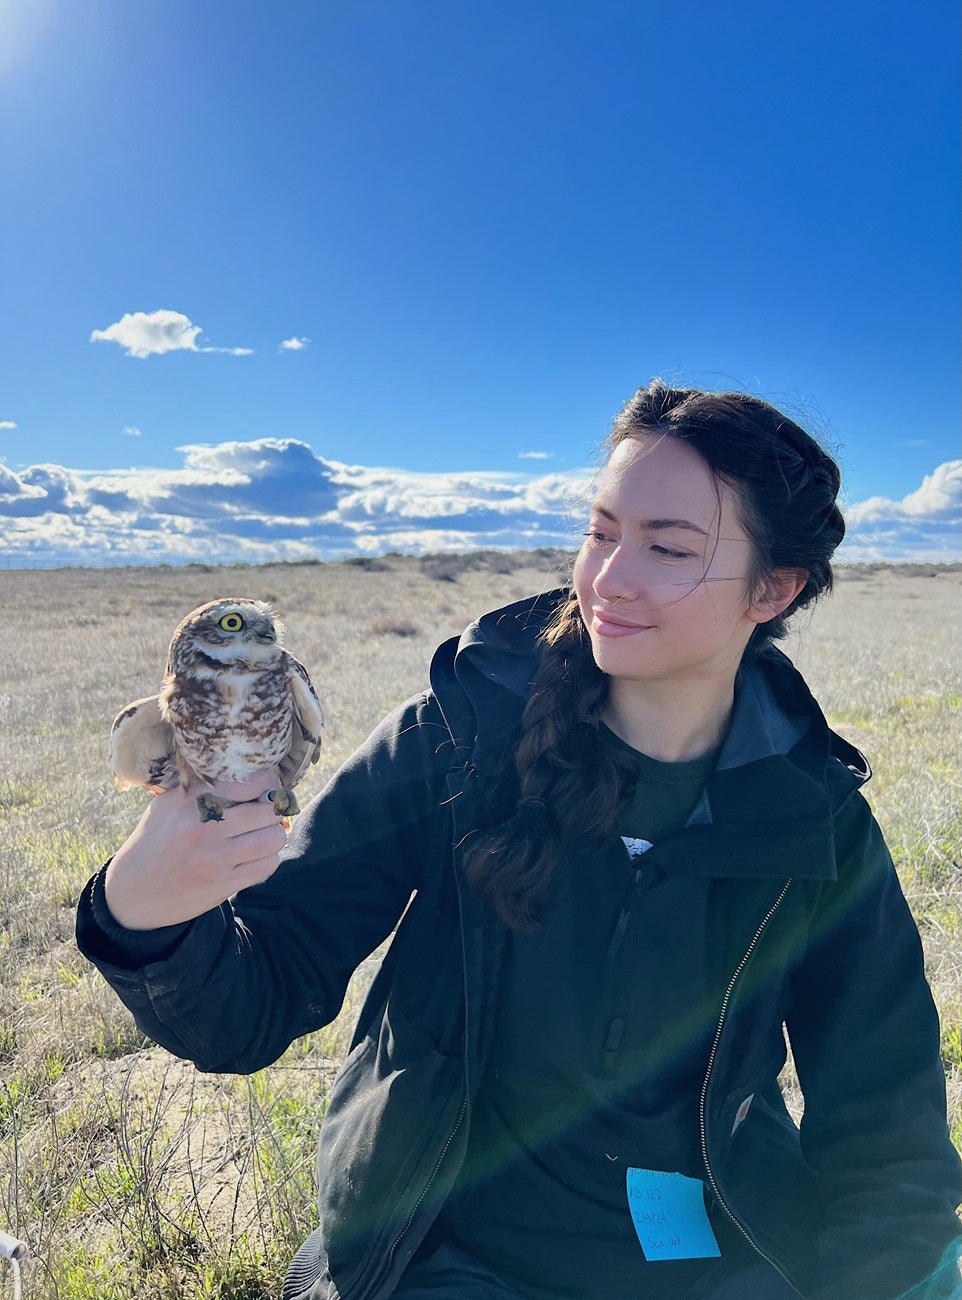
[76,864,192,970]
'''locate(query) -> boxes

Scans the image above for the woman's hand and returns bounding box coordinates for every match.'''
[103,772,288,931]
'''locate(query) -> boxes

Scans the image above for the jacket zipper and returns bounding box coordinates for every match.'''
[608,864,646,959]
[359,775,473,1300]
[698,879,803,1296]
[601,864,646,1070]
[363,1095,468,1299]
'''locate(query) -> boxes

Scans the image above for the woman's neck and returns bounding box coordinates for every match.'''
[602,676,735,762]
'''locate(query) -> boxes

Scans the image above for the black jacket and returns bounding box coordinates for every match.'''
[77,591,962,1300]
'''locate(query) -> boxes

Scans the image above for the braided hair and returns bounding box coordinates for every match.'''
[463,380,846,930]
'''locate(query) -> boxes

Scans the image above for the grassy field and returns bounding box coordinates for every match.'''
[0,554,959,1298]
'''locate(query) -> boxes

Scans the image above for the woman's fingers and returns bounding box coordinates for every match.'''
[228,849,289,892]
[224,821,288,875]
[103,780,289,931]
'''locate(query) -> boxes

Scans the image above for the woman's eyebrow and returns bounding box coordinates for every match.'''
[592,504,709,536]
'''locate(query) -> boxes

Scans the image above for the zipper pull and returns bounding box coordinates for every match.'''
[600,1016,625,1072]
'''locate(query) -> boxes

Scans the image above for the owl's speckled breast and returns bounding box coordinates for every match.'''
[161,663,294,784]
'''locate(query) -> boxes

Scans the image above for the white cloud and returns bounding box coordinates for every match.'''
[0,441,956,569]
[279,336,310,351]
[843,460,961,526]
[836,460,961,563]
[121,425,142,437]
[90,310,253,359]
[90,310,199,357]
[0,421,16,430]
[892,460,960,517]
[518,450,552,460]
[0,463,48,503]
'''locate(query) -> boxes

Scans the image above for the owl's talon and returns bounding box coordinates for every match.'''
[266,787,300,818]
[196,794,237,822]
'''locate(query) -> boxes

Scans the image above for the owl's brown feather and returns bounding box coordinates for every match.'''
[110,599,323,816]
[276,651,324,789]
[110,695,178,793]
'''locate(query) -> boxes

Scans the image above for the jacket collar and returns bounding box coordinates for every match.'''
[430,588,558,771]
[432,590,870,883]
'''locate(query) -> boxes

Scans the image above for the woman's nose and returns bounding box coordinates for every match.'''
[593,548,639,602]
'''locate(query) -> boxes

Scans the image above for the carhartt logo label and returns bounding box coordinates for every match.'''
[732,1093,754,1135]
[621,836,653,859]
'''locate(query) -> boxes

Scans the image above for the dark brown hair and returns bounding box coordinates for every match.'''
[464,380,846,930]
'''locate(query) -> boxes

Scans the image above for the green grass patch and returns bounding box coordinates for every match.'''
[0,778,45,815]
[0,1053,68,1130]
[942,1021,962,1074]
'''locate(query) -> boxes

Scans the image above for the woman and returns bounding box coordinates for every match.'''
[77,382,962,1300]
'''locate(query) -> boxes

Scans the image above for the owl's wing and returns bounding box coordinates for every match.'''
[110,695,179,794]
[278,652,324,790]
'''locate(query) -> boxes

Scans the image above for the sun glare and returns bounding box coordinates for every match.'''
[0,0,56,76]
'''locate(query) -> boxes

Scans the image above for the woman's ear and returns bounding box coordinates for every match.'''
[747,569,809,625]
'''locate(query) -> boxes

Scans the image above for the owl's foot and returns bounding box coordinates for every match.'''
[266,787,300,818]
[196,793,238,822]
[195,789,297,822]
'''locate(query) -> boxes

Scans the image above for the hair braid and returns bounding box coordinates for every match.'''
[463,591,638,930]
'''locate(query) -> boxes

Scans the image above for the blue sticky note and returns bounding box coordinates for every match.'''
[626,1168,721,1261]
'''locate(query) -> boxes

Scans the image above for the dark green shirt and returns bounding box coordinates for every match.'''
[439,732,755,1298]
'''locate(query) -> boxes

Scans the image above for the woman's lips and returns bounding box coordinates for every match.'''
[591,609,654,637]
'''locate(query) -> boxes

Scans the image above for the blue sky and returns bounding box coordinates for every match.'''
[1,0,959,566]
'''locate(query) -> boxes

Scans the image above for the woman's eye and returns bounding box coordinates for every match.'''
[584,529,615,545]
[651,544,691,559]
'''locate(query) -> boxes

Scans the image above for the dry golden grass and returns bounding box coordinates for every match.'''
[0,555,958,1297]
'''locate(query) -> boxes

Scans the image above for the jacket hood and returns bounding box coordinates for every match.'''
[428,588,559,768]
[430,589,871,882]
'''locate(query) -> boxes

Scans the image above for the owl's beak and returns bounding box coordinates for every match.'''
[250,619,276,643]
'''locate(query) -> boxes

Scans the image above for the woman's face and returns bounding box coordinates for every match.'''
[574,434,772,690]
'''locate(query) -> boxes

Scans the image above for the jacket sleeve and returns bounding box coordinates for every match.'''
[76,691,456,1074]
[786,784,962,1300]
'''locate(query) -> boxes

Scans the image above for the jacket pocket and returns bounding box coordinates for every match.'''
[383,885,466,1056]
[315,1001,467,1299]
[719,1088,818,1292]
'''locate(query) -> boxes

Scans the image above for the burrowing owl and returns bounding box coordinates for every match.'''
[110,598,323,822]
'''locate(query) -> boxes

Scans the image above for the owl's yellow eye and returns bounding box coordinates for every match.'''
[219,613,244,632]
